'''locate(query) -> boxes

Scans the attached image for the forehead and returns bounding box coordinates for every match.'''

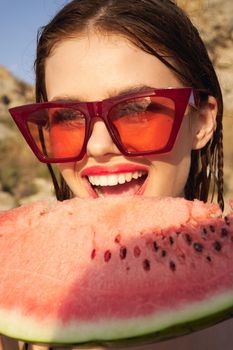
[45,33,182,102]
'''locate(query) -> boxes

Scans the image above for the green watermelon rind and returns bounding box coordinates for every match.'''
[0,289,233,347]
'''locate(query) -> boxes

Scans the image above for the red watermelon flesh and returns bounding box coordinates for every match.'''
[0,196,233,346]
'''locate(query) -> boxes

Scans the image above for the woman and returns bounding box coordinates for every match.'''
[4,0,231,349]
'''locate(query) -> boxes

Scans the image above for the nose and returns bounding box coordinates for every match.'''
[86,120,120,158]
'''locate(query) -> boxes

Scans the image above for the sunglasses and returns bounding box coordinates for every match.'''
[9,87,201,164]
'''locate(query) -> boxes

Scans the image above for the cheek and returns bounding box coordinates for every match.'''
[57,163,79,192]
[57,161,89,197]
[171,112,194,161]
[146,114,194,197]
[147,153,191,197]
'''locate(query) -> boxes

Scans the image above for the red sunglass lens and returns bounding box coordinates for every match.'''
[109,96,175,153]
[26,108,86,160]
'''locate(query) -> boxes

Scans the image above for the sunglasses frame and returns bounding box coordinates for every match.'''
[9,87,201,163]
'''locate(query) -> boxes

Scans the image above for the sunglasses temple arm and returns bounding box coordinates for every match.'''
[189,90,199,110]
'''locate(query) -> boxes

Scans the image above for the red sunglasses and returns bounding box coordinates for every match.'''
[9,87,201,164]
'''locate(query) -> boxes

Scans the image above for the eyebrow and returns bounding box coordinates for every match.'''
[50,85,155,102]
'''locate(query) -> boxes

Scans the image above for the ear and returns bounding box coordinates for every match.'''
[192,95,218,150]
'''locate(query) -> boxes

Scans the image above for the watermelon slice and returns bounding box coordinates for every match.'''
[0,196,233,347]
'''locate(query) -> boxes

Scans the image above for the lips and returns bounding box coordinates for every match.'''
[81,164,149,198]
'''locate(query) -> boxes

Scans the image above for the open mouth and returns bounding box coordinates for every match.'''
[85,170,148,197]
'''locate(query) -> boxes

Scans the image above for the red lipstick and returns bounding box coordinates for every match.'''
[81,164,148,177]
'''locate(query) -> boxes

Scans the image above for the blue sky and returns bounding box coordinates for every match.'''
[0,0,68,84]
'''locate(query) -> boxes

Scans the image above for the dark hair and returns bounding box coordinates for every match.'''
[35,0,224,210]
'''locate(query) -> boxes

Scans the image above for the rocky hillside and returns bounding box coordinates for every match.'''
[0,66,54,210]
[178,0,233,112]
[0,0,232,210]
[178,0,233,205]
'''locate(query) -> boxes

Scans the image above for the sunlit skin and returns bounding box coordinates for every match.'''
[45,32,217,198]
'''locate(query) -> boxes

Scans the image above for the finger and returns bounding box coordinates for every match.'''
[27,345,50,350]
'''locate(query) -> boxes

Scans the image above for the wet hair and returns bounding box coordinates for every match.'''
[35,0,224,210]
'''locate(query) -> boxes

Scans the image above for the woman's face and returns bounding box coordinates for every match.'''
[45,32,199,199]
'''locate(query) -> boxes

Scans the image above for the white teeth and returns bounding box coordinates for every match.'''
[99,176,107,186]
[132,171,140,179]
[118,174,126,184]
[108,175,119,186]
[87,171,146,187]
[125,173,132,182]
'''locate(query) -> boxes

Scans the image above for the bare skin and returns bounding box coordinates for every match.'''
[45,32,217,200]
[39,37,217,349]
[1,31,223,350]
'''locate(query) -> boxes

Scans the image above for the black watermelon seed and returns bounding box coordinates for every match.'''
[143,259,151,271]
[91,249,96,260]
[206,256,212,262]
[202,227,208,235]
[193,242,204,253]
[184,233,192,245]
[169,236,175,245]
[231,237,233,243]
[209,225,215,233]
[221,228,229,238]
[213,241,222,252]
[153,241,159,252]
[120,246,127,259]
[134,246,141,257]
[161,250,167,257]
[224,216,230,226]
[104,250,111,262]
[169,260,176,272]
